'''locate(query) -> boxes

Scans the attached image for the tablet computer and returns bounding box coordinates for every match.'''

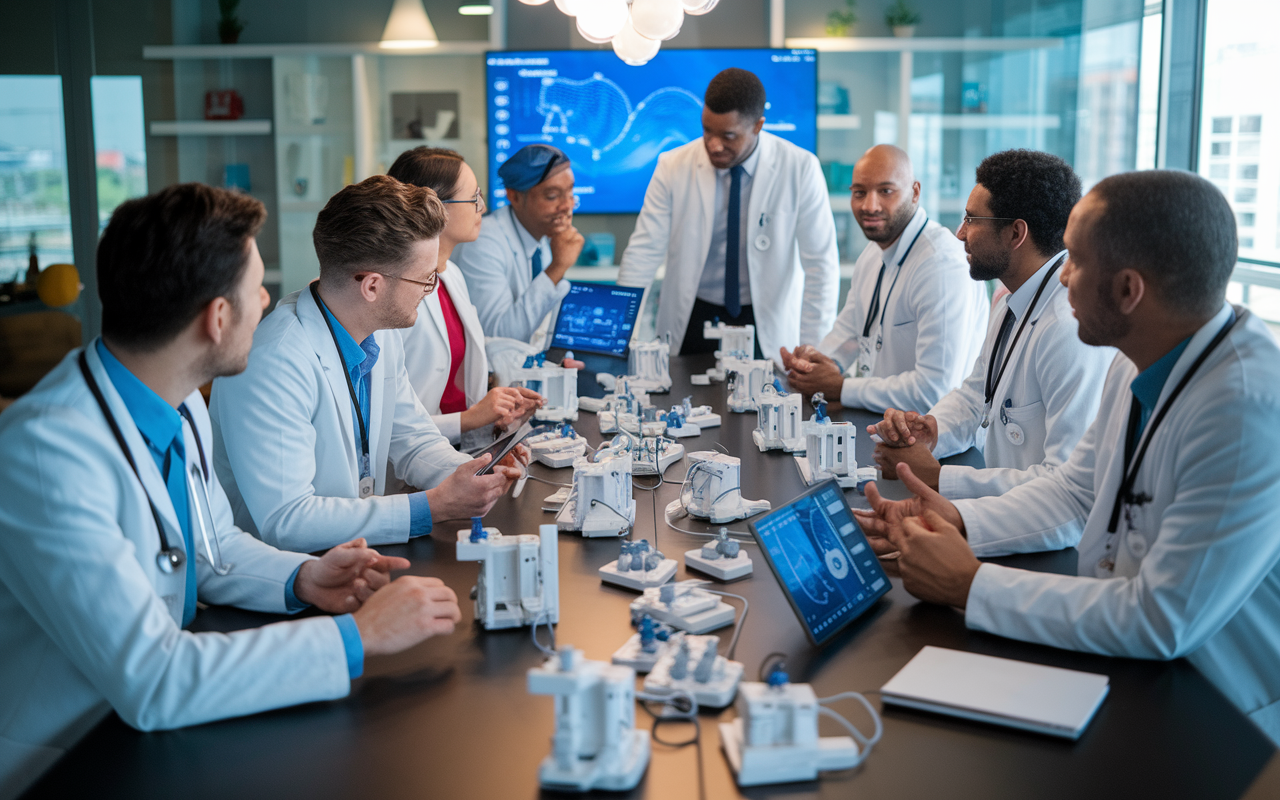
[548,281,645,358]
[471,421,534,476]
[748,480,891,646]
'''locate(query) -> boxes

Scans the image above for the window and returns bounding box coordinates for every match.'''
[0,76,70,284]
[1211,164,1230,179]
[1240,115,1262,133]
[1239,140,1261,157]
[1236,187,1258,203]
[1239,212,1256,227]
[1239,164,1260,180]
[1212,141,1231,156]
[1212,116,1233,133]
[1242,237,1255,248]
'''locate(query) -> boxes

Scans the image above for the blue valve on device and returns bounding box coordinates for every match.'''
[766,666,790,687]
[469,516,487,543]
[772,378,786,394]
[811,392,829,423]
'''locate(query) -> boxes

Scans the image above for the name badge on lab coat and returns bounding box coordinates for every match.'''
[359,476,374,499]
[856,336,876,378]
[1005,422,1025,446]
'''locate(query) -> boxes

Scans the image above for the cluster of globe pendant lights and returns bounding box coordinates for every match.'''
[517,0,721,65]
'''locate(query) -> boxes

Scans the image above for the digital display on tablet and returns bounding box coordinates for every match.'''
[549,282,644,358]
[472,421,534,476]
[749,480,890,646]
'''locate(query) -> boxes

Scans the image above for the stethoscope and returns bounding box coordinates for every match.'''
[861,217,928,353]
[79,350,233,576]
[980,253,1066,429]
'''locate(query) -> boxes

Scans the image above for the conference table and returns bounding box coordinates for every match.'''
[24,355,1279,800]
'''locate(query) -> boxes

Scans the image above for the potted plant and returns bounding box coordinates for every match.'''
[826,0,857,37]
[884,0,921,38]
[218,0,245,44]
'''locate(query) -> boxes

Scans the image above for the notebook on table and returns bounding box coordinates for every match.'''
[880,646,1110,740]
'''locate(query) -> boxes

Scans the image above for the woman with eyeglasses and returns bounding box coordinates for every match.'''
[387,147,542,447]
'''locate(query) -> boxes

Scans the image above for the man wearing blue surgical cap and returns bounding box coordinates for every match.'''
[453,144,585,342]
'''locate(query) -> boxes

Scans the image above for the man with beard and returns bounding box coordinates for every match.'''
[853,170,1280,746]
[211,176,526,553]
[783,145,988,413]
[867,150,1114,499]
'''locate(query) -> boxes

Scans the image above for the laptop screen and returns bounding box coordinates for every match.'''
[549,281,645,358]
[749,480,890,646]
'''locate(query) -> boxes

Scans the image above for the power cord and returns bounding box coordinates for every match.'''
[687,584,748,661]
[816,692,883,769]
[531,610,556,657]
[636,690,705,800]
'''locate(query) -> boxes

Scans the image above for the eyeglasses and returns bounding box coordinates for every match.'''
[354,269,438,295]
[442,188,486,214]
[961,215,1018,226]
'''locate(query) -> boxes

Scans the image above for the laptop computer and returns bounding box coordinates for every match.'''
[748,479,891,647]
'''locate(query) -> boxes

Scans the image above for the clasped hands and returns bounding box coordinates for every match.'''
[778,345,846,403]
[854,408,982,609]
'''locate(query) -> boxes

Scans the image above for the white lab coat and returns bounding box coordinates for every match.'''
[617,132,840,359]
[929,254,1114,499]
[955,305,1280,745]
[399,263,489,445]
[453,205,570,343]
[818,208,988,413]
[210,287,471,553]
[0,345,349,799]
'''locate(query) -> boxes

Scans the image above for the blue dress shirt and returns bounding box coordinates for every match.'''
[317,304,432,537]
[1129,337,1192,447]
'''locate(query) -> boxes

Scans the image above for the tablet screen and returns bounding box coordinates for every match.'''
[550,282,644,358]
[749,480,890,646]
[472,421,534,476]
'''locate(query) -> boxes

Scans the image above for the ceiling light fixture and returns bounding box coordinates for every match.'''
[517,0,721,64]
[380,0,440,48]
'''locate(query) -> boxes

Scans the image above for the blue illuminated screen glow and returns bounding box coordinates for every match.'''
[750,482,889,645]
[485,48,818,214]
[550,282,645,357]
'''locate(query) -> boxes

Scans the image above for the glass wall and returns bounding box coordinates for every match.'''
[0,76,71,285]
[1198,0,1280,323]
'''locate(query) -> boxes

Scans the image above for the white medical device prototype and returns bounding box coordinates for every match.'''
[644,633,744,708]
[456,520,559,630]
[720,675,864,787]
[753,379,805,453]
[631,436,684,476]
[556,448,636,538]
[626,339,671,393]
[795,393,858,488]
[629,580,736,634]
[528,646,650,792]
[684,527,753,581]
[702,321,756,381]
[599,538,677,590]
[612,614,677,673]
[513,352,579,422]
[527,424,589,468]
[666,451,770,524]
[724,357,775,413]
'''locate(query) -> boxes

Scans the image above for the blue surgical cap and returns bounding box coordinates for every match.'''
[498,144,571,193]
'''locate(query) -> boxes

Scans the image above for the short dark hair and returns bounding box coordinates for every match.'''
[97,183,265,350]
[975,149,1081,257]
[387,147,466,200]
[1088,170,1236,318]
[312,175,447,283]
[704,68,766,120]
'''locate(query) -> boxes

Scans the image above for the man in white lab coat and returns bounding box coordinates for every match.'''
[783,145,988,414]
[617,67,839,359]
[869,150,1114,499]
[211,176,524,554]
[856,170,1280,745]
[452,144,585,343]
[0,184,463,798]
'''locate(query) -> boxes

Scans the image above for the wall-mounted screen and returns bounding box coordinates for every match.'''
[485,48,818,214]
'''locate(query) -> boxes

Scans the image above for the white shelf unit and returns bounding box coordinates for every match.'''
[785,36,1065,53]
[142,42,492,59]
[149,119,272,136]
[817,114,862,130]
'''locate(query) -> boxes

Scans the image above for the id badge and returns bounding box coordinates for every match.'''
[359,476,374,499]
[856,336,876,378]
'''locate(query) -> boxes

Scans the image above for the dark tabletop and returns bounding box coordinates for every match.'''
[24,355,1277,800]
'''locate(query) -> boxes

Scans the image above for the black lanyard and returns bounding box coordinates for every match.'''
[78,350,186,571]
[984,254,1065,406]
[1106,308,1244,533]
[310,283,370,473]
[861,217,928,339]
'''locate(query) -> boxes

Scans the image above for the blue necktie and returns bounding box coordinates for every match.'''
[725,164,744,318]
[157,436,197,627]
[531,247,543,280]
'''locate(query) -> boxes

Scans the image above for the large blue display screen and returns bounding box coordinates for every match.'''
[485,48,818,214]
[750,480,889,646]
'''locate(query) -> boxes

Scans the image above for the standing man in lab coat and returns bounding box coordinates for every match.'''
[211,176,524,554]
[855,170,1280,745]
[0,184,463,798]
[782,145,988,413]
[617,67,840,359]
[453,144,585,343]
[869,150,1114,499]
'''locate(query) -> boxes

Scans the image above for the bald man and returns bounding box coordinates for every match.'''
[783,145,988,413]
